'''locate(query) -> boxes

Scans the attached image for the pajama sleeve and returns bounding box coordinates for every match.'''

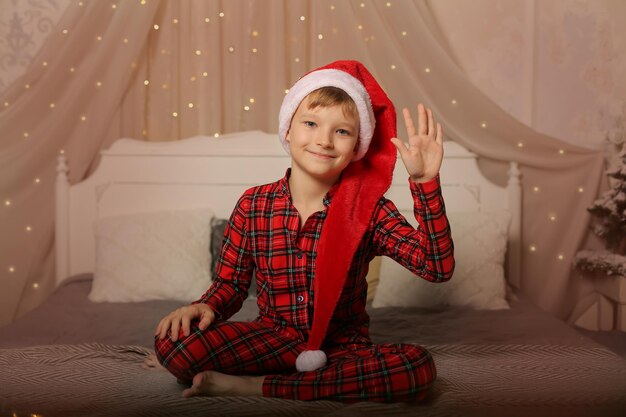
[372,174,455,283]
[193,192,254,320]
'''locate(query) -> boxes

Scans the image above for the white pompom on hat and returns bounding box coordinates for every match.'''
[278,69,376,162]
[278,61,397,373]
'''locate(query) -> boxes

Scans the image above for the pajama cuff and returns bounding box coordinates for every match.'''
[409,173,441,194]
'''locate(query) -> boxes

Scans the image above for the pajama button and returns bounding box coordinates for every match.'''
[297,252,304,259]
[297,295,305,303]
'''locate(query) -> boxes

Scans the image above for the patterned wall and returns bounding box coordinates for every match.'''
[0,0,71,92]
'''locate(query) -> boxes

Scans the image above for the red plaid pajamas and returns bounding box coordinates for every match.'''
[155,169,454,402]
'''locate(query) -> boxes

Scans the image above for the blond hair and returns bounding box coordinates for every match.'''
[305,87,359,123]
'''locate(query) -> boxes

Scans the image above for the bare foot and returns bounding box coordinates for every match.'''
[182,371,264,398]
[141,353,167,371]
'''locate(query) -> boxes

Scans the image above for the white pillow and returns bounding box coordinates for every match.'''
[89,208,214,303]
[372,210,511,310]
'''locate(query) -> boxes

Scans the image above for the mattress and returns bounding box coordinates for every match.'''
[1,275,625,417]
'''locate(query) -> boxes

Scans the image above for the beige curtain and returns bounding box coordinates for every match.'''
[0,0,607,326]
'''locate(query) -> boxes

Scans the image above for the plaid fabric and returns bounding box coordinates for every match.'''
[154,319,302,381]
[158,169,453,402]
[195,169,454,341]
[154,320,436,403]
[264,339,436,403]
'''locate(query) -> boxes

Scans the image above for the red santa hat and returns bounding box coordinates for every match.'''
[278,60,397,372]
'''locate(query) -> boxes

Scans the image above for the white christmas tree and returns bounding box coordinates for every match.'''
[574,144,626,276]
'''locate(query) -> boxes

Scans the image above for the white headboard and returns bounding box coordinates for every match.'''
[55,130,521,288]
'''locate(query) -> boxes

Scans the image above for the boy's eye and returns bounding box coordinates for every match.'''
[337,129,352,136]
[304,121,316,128]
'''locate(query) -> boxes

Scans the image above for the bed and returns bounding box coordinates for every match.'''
[1,131,624,417]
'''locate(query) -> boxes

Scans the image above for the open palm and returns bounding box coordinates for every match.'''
[390,103,444,182]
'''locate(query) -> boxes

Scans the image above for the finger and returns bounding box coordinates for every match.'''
[436,123,443,145]
[156,316,168,336]
[402,108,416,137]
[182,386,199,398]
[183,387,200,398]
[417,103,427,136]
[182,315,191,337]
[427,108,435,137]
[158,319,170,340]
[198,313,212,331]
[390,137,408,158]
[170,320,180,342]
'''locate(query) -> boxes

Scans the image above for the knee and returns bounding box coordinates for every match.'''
[153,334,171,367]
[402,344,437,389]
[153,333,203,383]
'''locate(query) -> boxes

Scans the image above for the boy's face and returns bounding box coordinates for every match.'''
[286,96,359,184]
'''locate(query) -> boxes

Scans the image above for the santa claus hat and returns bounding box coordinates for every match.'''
[279,67,376,161]
[278,60,397,372]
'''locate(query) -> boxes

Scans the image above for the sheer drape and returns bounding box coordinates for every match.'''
[0,0,606,325]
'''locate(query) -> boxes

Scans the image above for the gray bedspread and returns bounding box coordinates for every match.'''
[1,275,625,417]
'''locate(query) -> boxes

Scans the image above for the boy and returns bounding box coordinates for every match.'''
[150,60,454,402]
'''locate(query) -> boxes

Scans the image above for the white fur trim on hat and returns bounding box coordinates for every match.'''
[278,69,375,162]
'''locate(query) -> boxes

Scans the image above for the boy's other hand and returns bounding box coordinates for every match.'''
[390,103,444,183]
[155,303,215,342]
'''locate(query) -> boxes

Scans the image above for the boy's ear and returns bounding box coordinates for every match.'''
[285,129,291,143]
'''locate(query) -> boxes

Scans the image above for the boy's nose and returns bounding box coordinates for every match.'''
[317,131,333,148]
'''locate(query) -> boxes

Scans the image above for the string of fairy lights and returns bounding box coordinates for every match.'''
[2,0,585,292]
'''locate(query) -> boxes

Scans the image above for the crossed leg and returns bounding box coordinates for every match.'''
[154,319,436,402]
[153,319,302,397]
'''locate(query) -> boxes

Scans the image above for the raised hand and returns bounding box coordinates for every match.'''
[390,103,444,183]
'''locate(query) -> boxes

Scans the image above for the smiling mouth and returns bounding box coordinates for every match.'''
[307,150,335,159]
